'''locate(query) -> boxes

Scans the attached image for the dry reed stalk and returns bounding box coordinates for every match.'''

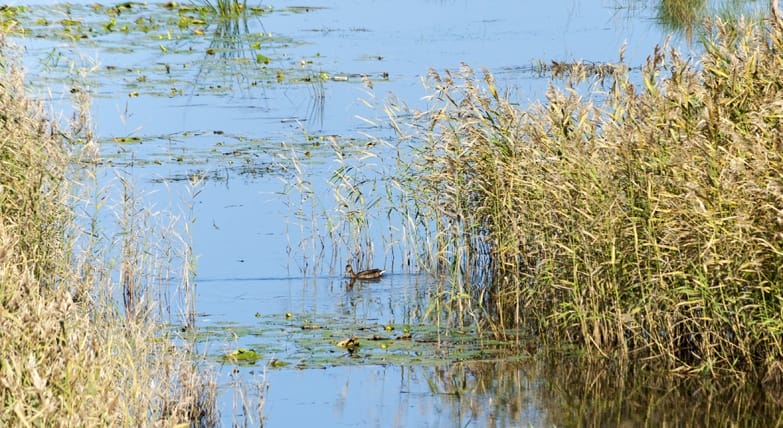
[391,7,783,381]
[0,35,217,426]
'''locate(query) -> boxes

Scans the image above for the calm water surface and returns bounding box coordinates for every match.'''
[10,0,768,426]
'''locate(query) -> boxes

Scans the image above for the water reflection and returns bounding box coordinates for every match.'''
[422,361,544,427]
[262,362,546,427]
[537,352,783,426]
[223,341,783,427]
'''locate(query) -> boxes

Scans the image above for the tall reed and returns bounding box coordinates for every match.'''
[392,11,783,380]
[198,0,247,18]
[0,35,217,425]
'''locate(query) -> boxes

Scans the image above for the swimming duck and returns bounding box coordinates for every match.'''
[345,264,385,280]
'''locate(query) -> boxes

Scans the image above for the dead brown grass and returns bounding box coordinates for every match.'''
[0,35,217,426]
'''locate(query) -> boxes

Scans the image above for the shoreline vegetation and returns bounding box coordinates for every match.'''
[388,8,783,381]
[4,0,783,425]
[0,35,217,425]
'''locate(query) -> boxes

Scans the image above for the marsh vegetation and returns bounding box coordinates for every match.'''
[383,10,783,381]
[4,0,783,425]
[0,38,218,425]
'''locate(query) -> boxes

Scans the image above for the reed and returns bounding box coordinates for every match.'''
[0,36,217,425]
[198,0,247,18]
[391,10,783,380]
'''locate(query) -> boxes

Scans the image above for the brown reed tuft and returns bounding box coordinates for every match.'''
[0,35,217,426]
[393,10,783,380]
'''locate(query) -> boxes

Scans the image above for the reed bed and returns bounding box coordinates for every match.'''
[392,12,783,380]
[0,36,217,426]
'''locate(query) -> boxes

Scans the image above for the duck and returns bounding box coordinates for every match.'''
[345,264,385,280]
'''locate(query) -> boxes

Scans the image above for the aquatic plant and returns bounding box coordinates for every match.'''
[390,8,783,381]
[0,36,217,425]
[197,0,247,19]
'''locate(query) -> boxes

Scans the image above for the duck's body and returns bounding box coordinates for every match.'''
[345,264,385,280]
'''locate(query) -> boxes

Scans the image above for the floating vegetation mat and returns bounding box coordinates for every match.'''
[190,312,528,369]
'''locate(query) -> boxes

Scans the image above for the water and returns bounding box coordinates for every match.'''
[7,0,774,426]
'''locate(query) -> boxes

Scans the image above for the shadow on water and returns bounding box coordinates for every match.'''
[240,349,783,426]
[537,351,783,426]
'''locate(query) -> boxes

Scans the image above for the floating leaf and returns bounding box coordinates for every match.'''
[269,359,288,368]
[222,348,262,363]
[112,136,142,143]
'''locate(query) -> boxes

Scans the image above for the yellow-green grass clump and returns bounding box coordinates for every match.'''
[0,37,216,425]
[398,14,783,380]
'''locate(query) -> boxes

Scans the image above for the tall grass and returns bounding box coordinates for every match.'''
[278,81,403,277]
[0,36,217,425]
[197,0,247,18]
[391,10,783,380]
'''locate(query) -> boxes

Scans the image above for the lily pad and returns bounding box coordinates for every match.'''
[221,348,262,364]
